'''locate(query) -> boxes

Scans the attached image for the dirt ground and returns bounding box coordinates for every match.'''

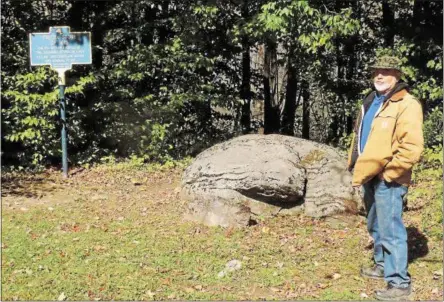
[2,166,443,301]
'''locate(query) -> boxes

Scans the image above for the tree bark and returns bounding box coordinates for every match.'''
[91,2,106,69]
[281,48,297,136]
[158,1,170,44]
[382,0,395,47]
[240,2,251,134]
[263,41,280,134]
[302,80,310,139]
[67,1,83,30]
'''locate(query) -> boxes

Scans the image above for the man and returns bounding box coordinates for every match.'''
[347,55,424,300]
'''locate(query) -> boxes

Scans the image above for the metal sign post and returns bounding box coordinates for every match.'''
[29,26,91,178]
[57,70,68,177]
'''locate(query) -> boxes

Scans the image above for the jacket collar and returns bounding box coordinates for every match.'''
[362,82,409,112]
[379,82,409,102]
[388,89,408,102]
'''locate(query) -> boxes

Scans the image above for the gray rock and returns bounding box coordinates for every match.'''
[217,259,242,278]
[225,259,242,272]
[182,134,359,227]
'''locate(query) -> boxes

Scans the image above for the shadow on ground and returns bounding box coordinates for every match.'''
[363,226,429,264]
[407,226,429,263]
[1,175,58,199]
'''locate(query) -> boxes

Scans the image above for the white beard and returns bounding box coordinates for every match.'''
[374,82,392,93]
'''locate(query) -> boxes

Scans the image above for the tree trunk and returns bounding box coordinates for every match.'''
[67,1,83,30]
[240,2,251,134]
[158,1,170,44]
[281,49,297,136]
[240,41,251,134]
[263,41,280,134]
[302,80,310,139]
[382,0,395,47]
[91,2,106,69]
[142,5,155,45]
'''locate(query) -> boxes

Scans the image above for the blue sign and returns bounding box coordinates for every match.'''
[29,26,91,70]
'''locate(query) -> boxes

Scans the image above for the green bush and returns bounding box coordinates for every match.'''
[423,107,443,148]
[2,67,97,168]
[411,145,443,240]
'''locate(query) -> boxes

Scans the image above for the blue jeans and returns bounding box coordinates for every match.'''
[362,177,410,288]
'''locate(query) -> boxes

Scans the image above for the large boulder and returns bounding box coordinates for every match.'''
[181,134,360,227]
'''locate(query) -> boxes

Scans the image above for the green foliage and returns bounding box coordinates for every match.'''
[1,0,442,168]
[423,107,443,148]
[413,145,443,183]
[2,67,97,167]
[411,145,443,240]
[337,132,354,152]
[256,0,360,54]
[2,68,59,167]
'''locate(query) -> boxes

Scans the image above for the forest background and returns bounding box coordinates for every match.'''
[2,0,442,169]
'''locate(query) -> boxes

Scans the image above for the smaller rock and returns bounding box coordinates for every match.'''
[217,260,242,278]
[225,259,242,272]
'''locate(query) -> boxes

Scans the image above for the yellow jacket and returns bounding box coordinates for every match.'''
[347,86,424,186]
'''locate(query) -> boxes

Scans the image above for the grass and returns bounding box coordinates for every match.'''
[1,163,443,300]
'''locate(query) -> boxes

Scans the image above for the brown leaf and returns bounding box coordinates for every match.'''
[94,245,107,251]
[332,273,341,280]
[184,287,195,293]
[316,283,329,289]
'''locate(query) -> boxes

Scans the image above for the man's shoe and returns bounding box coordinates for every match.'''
[375,284,412,300]
[360,265,384,279]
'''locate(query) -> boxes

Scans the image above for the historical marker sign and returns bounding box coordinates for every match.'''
[29,26,92,178]
[29,26,91,71]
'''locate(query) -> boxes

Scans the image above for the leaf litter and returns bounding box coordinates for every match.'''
[1,165,442,300]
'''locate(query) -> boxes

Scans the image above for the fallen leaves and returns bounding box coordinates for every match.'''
[93,245,107,252]
[261,226,270,234]
[2,167,442,301]
[325,272,342,280]
[316,283,329,289]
